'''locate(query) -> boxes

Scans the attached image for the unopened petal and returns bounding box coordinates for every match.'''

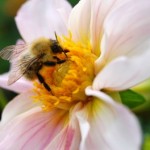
[78,87,142,150]
[0,73,33,93]
[15,0,72,42]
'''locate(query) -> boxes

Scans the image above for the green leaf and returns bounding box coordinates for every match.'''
[119,89,146,109]
[0,90,8,110]
[69,0,79,6]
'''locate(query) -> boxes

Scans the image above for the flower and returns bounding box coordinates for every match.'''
[1,0,150,149]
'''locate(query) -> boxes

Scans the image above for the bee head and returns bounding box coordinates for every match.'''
[50,40,68,58]
[50,40,62,53]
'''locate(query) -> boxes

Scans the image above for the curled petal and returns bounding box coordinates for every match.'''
[15,0,72,42]
[96,0,150,72]
[78,87,142,150]
[93,53,150,91]
[0,73,33,93]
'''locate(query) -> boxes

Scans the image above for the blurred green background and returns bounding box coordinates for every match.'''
[0,0,150,149]
[0,0,26,112]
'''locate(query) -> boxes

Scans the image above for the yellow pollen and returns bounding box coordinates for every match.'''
[33,36,97,111]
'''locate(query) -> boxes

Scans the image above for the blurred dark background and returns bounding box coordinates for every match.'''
[0,0,26,113]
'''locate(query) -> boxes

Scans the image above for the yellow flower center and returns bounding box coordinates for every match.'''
[33,36,97,111]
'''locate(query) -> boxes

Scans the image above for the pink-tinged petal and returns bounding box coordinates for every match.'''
[45,103,82,150]
[68,0,91,45]
[0,73,33,93]
[1,91,38,124]
[96,0,150,72]
[0,105,68,149]
[93,53,150,91]
[77,87,141,150]
[15,0,72,42]
[45,126,79,150]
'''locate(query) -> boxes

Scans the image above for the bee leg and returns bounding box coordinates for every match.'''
[57,59,66,64]
[43,61,57,66]
[36,72,51,92]
[64,49,69,53]
[53,56,66,64]
[53,56,60,61]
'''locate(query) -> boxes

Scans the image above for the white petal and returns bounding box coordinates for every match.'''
[15,0,72,42]
[90,0,123,55]
[68,0,91,45]
[68,0,124,54]
[0,105,68,149]
[1,91,38,124]
[0,73,33,93]
[16,39,25,45]
[93,53,150,91]
[76,113,90,150]
[77,87,141,150]
[96,0,150,72]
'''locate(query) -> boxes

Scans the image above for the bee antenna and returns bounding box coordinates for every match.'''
[63,50,68,58]
[54,32,58,42]
[54,32,68,58]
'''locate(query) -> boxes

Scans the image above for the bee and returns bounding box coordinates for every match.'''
[0,36,68,92]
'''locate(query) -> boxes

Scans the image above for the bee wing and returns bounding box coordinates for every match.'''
[0,44,29,61]
[8,55,39,85]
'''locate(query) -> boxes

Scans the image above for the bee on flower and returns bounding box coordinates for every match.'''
[0,0,150,149]
[0,36,68,92]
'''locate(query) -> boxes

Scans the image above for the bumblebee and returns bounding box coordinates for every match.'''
[0,37,68,92]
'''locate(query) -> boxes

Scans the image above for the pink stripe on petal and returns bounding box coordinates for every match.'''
[65,127,75,150]
[45,104,82,150]
[45,126,77,150]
